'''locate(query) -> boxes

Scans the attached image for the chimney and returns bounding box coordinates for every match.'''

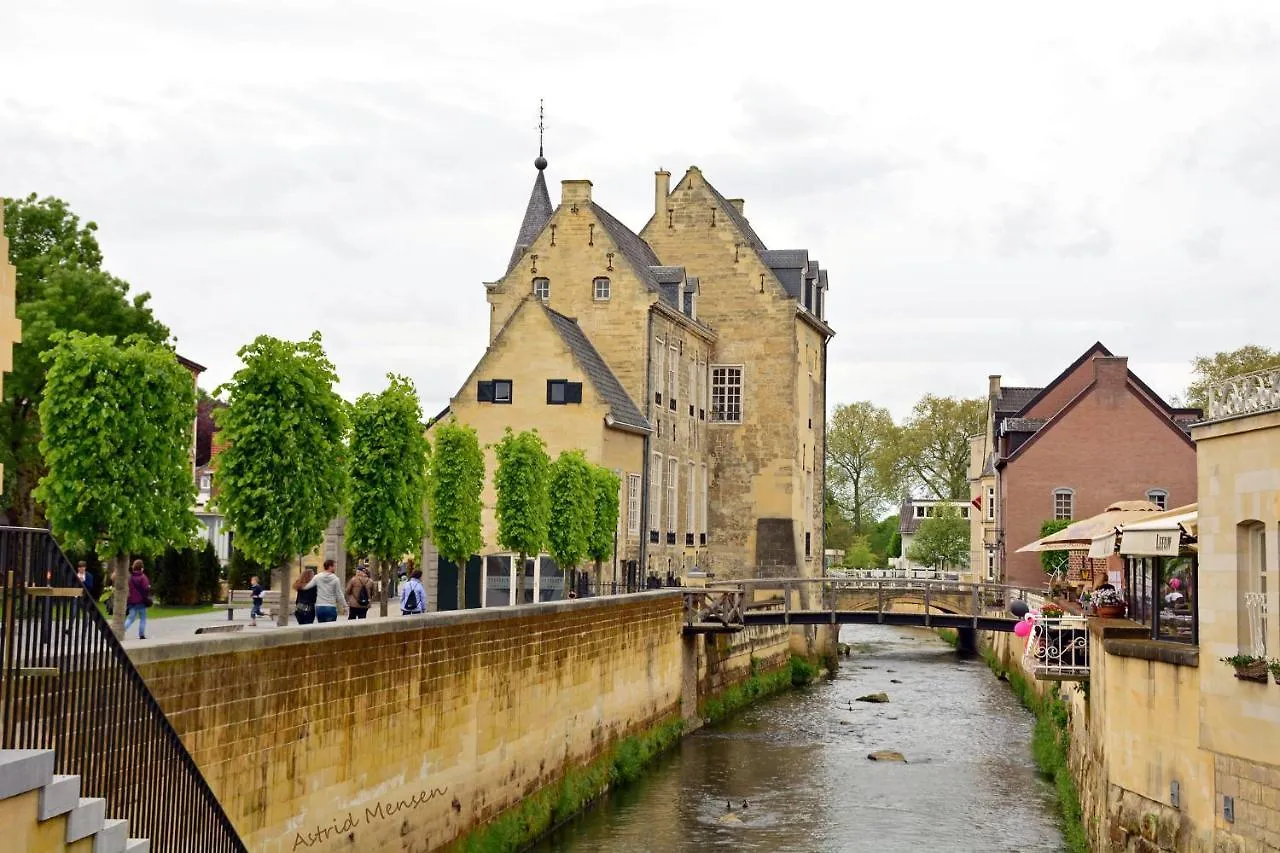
[1093,356,1128,403]
[988,375,1001,400]
[727,198,745,215]
[561,179,593,206]
[655,170,670,219]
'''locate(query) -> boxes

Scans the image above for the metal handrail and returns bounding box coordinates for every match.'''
[0,526,245,852]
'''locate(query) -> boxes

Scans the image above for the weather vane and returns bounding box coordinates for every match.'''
[535,99,548,171]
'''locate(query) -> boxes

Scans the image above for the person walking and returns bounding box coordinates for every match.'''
[293,568,318,625]
[400,568,426,615]
[75,561,94,596]
[303,559,347,623]
[122,559,151,640]
[346,565,374,619]
[249,575,264,626]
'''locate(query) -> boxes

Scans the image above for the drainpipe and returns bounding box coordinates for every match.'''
[638,310,654,584]
[820,334,830,574]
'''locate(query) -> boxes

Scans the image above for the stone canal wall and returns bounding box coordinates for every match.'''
[130,592,687,853]
[130,592,800,853]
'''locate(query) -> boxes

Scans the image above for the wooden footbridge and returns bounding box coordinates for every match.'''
[682,577,1040,637]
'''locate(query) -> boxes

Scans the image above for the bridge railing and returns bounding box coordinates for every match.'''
[1022,615,1090,681]
[0,527,246,852]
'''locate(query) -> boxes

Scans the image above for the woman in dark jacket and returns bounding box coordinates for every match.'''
[122,560,151,640]
[293,568,318,625]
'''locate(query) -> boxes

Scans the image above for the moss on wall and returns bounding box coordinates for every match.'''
[981,646,1088,853]
[701,654,815,724]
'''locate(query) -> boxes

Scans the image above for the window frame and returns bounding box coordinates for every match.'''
[593,276,611,301]
[532,277,550,301]
[546,379,582,405]
[1053,488,1074,521]
[1146,489,1168,511]
[666,457,679,539]
[668,344,679,410]
[649,452,663,541]
[986,486,996,522]
[626,473,641,540]
[709,364,744,424]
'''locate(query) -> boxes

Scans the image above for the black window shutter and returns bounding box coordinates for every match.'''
[477,380,494,402]
[566,382,583,404]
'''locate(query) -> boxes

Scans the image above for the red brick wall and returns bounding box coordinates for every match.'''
[1021,354,1100,419]
[1002,373,1196,588]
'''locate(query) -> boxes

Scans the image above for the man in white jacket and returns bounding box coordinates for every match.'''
[400,569,427,615]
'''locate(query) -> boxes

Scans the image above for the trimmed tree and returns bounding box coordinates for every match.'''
[547,450,594,597]
[214,333,348,626]
[348,375,430,616]
[586,465,620,592]
[1039,519,1072,576]
[493,428,550,605]
[428,421,484,610]
[35,332,196,637]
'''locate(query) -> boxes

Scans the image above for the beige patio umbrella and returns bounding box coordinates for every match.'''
[1016,500,1163,554]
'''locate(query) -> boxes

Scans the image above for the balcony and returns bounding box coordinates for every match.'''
[1023,615,1090,681]
[1207,366,1280,420]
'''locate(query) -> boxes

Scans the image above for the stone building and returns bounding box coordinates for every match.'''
[969,342,1200,589]
[0,204,20,494]
[427,154,834,607]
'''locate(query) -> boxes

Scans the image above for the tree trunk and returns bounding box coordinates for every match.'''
[593,558,603,594]
[110,554,127,640]
[456,559,466,610]
[377,556,388,617]
[516,552,526,604]
[276,559,292,626]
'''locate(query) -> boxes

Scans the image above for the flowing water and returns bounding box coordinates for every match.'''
[532,625,1066,853]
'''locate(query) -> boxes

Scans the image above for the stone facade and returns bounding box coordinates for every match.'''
[430,159,833,596]
[971,344,1199,589]
[0,203,21,494]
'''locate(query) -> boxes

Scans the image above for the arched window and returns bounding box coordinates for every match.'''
[532,277,550,300]
[593,277,611,301]
[1052,488,1074,521]
[1146,489,1168,510]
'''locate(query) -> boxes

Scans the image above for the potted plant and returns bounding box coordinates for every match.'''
[1039,602,1065,619]
[1269,659,1280,685]
[1221,654,1269,683]
[1091,587,1126,618]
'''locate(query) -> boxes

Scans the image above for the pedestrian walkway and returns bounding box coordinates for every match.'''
[118,599,413,648]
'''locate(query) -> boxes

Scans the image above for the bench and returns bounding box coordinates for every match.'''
[226,589,283,620]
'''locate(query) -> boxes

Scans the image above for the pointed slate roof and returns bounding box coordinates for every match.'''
[506,169,554,275]
[591,202,662,290]
[542,305,650,432]
[704,178,767,252]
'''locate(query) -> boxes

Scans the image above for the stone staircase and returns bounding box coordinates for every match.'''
[0,750,149,853]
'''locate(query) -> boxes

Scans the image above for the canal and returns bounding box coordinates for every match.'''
[533,625,1066,853]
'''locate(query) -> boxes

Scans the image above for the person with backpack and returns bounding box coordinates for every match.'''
[400,568,426,615]
[346,565,374,619]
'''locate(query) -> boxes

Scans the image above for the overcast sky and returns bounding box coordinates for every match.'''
[3,0,1277,419]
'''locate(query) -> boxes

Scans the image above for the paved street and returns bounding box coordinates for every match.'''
[118,599,414,648]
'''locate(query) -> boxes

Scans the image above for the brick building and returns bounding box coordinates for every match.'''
[426,153,834,607]
[969,342,1200,589]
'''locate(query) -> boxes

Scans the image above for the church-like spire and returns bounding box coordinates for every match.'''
[506,100,554,275]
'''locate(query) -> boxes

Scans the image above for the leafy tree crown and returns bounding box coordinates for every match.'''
[905,504,970,569]
[428,421,485,568]
[547,450,594,571]
[493,428,551,559]
[587,466,621,563]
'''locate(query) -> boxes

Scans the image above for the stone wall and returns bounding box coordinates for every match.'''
[0,203,21,493]
[130,592,685,853]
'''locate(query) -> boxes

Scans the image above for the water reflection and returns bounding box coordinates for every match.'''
[534,626,1065,853]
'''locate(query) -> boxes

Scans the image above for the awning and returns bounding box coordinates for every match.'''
[1088,532,1117,559]
[1117,507,1197,557]
[1015,500,1164,553]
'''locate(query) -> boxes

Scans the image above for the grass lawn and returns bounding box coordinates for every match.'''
[97,603,220,620]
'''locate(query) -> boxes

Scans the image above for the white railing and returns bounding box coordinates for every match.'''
[1023,615,1090,681]
[833,567,971,583]
[1207,367,1280,420]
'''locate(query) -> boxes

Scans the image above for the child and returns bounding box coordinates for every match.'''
[250,576,264,626]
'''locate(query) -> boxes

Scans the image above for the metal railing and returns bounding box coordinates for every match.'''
[0,527,245,852]
[1023,615,1090,681]
[1206,365,1280,420]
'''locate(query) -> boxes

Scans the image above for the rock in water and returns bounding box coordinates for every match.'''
[856,692,890,703]
[867,751,907,762]
[890,679,903,684]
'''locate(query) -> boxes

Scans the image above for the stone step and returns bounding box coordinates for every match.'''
[124,839,149,853]
[38,774,81,820]
[93,817,129,853]
[66,796,107,843]
[0,749,56,799]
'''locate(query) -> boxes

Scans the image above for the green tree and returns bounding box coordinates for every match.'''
[867,515,899,567]
[905,505,969,570]
[2,195,169,524]
[888,531,902,559]
[842,536,876,569]
[428,421,484,610]
[823,489,857,551]
[547,450,594,596]
[227,544,267,591]
[889,395,985,499]
[197,540,222,603]
[493,428,551,604]
[348,375,430,616]
[1185,345,1280,411]
[826,401,898,533]
[34,332,196,637]
[1039,518,1072,575]
[586,465,621,591]
[214,333,348,626]
[152,545,200,606]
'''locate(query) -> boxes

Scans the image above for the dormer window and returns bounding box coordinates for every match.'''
[532,277,550,301]
[593,277,610,301]
[682,289,695,318]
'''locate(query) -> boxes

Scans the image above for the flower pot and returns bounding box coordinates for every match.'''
[1233,659,1269,683]
[1095,603,1126,619]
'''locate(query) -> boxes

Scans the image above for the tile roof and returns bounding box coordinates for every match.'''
[591,202,662,291]
[704,180,767,252]
[506,170,553,275]
[760,250,810,301]
[543,305,649,432]
[996,386,1042,414]
[648,265,686,284]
